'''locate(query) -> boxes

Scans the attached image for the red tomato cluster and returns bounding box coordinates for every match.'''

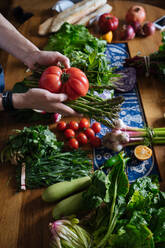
[57,118,102,149]
[39,66,89,100]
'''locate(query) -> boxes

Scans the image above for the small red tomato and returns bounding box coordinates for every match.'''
[84,128,95,139]
[57,121,67,131]
[79,118,90,129]
[99,13,119,34]
[77,132,88,145]
[68,121,79,131]
[64,129,75,139]
[91,122,101,134]
[90,136,101,148]
[69,138,79,149]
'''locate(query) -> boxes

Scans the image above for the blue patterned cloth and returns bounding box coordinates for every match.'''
[93,43,160,182]
[0,65,5,92]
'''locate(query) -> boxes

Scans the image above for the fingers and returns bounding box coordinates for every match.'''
[26,88,82,117]
[50,93,83,117]
[52,93,68,102]
[53,103,81,117]
[56,53,70,68]
[29,50,70,69]
[43,51,70,68]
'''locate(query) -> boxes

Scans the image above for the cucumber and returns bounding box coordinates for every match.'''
[42,176,91,202]
[52,191,85,220]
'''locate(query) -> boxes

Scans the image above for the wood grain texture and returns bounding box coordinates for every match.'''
[0,1,165,248]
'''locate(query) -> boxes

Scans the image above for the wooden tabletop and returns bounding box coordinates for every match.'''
[0,1,165,247]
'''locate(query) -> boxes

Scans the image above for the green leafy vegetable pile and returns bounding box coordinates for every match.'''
[79,152,165,248]
[45,22,117,88]
[1,125,92,189]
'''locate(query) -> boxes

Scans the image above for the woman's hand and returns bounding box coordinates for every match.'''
[12,88,81,116]
[25,50,70,70]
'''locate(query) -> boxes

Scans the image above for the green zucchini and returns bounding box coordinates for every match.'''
[52,191,85,220]
[42,176,91,202]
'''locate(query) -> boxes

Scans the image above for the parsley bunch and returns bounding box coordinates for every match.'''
[1,125,92,189]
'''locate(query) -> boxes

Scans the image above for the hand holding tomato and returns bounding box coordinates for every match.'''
[39,66,89,100]
[23,88,78,116]
[26,50,70,70]
[99,13,119,34]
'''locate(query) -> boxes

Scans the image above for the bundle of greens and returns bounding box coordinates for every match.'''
[44,22,118,88]
[0,125,92,190]
[46,152,165,247]
[80,153,165,248]
[102,119,165,152]
[125,31,165,81]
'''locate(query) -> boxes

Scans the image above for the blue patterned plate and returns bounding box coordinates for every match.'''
[93,43,160,182]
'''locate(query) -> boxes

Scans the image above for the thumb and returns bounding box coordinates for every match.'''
[52,93,68,102]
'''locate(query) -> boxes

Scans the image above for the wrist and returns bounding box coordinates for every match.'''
[0,93,3,110]
[12,93,27,109]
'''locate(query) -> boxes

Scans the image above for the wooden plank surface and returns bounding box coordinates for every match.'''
[0,1,165,247]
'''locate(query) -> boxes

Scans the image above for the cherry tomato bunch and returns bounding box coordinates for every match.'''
[57,118,102,149]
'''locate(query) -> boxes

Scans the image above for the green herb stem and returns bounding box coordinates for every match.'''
[89,85,114,90]
[153,130,165,137]
[97,174,118,248]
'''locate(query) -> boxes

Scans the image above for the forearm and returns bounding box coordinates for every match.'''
[0,14,39,67]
